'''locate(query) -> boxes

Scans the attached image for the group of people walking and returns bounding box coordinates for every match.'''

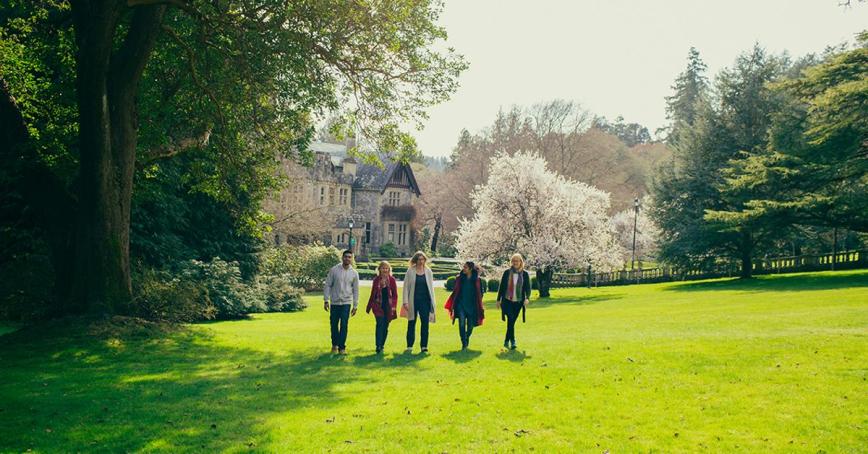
[323,250,531,354]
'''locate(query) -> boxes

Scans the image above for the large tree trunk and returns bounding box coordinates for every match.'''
[739,230,753,279]
[430,214,441,253]
[536,267,553,298]
[70,1,165,314]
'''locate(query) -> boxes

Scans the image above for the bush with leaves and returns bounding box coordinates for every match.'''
[176,258,264,319]
[444,276,456,291]
[255,274,306,313]
[487,278,500,293]
[260,243,342,291]
[379,242,399,258]
[133,268,216,322]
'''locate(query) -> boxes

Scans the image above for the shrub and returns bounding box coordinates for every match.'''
[134,261,306,322]
[531,276,538,290]
[255,274,306,312]
[379,242,398,258]
[487,278,500,293]
[260,243,342,291]
[444,276,456,291]
[177,258,260,318]
[134,268,216,322]
[357,269,377,280]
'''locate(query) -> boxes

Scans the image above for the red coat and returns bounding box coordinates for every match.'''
[444,273,485,326]
[366,275,398,320]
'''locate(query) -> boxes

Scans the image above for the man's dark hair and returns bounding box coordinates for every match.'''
[342,250,353,257]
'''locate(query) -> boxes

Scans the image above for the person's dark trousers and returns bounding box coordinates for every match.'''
[406,308,430,349]
[329,304,351,349]
[458,312,474,348]
[504,300,522,344]
[375,299,390,350]
[375,317,389,349]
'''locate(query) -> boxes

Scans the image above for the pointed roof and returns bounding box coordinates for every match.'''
[354,159,421,195]
[304,141,421,195]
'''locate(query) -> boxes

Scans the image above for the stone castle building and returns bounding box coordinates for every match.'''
[267,142,422,257]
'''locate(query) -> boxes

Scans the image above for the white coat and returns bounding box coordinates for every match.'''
[402,267,437,323]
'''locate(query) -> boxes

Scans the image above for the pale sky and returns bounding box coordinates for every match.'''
[412,0,868,157]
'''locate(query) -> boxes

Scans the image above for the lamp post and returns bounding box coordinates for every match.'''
[348,218,355,252]
[631,197,639,271]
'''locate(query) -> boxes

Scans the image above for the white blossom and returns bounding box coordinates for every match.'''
[455,151,621,272]
[610,196,660,265]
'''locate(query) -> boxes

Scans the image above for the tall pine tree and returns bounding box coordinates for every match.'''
[653,45,786,277]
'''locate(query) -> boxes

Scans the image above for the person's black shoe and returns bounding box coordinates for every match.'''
[503,341,509,350]
[510,341,517,350]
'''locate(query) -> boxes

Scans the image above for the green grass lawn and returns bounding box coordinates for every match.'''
[1,270,866,452]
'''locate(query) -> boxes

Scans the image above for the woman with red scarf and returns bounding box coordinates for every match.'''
[444,261,485,350]
[496,253,531,350]
[365,261,398,354]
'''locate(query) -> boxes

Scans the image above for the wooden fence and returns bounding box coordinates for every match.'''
[551,250,868,288]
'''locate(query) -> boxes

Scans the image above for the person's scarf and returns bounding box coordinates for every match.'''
[376,275,388,302]
[507,268,523,301]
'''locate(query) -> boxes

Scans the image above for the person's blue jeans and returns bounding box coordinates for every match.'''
[458,311,474,347]
[329,304,351,349]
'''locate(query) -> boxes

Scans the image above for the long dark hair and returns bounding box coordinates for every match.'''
[461,261,478,283]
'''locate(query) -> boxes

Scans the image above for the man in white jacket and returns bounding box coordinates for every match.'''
[324,250,359,354]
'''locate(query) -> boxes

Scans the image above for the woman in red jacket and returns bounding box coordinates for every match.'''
[366,261,399,354]
[445,261,485,350]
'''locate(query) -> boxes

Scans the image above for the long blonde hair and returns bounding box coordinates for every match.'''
[510,253,525,272]
[409,251,430,268]
[377,261,392,277]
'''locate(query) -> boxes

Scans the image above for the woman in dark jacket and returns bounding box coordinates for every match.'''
[444,261,485,350]
[496,253,531,350]
[366,261,399,354]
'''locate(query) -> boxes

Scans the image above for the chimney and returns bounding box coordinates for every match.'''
[342,157,357,176]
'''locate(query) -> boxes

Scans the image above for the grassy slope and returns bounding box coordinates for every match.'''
[0,270,866,452]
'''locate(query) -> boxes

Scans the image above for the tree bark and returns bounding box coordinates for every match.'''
[430,214,441,253]
[739,230,753,279]
[70,0,165,314]
[536,267,553,298]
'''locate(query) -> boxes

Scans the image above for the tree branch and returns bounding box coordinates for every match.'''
[110,4,166,97]
[161,24,227,128]
[139,128,212,165]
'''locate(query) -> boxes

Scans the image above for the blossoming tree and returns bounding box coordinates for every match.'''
[455,152,621,297]
[610,197,661,268]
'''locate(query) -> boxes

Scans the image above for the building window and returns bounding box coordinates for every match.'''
[328,187,335,206]
[388,191,400,206]
[339,188,348,206]
[398,224,407,246]
[319,187,325,205]
[387,223,395,243]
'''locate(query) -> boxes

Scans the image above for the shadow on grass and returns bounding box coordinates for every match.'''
[351,350,427,367]
[441,349,482,363]
[529,293,625,308]
[496,350,531,362]
[0,318,419,452]
[665,271,868,293]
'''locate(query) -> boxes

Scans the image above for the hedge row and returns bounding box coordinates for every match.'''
[444,275,539,293]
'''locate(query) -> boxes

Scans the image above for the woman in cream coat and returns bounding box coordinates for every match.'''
[402,251,437,353]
